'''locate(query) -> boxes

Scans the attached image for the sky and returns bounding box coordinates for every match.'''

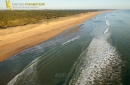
[0,0,130,10]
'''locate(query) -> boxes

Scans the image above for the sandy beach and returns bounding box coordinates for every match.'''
[0,11,107,62]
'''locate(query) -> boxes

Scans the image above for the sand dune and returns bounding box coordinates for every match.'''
[0,11,107,62]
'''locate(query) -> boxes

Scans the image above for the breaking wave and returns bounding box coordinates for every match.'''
[7,57,40,85]
[7,14,123,85]
[68,19,122,85]
[69,37,122,85]
[104,20,110,34]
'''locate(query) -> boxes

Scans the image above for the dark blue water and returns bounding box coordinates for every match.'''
[0,10,130,85]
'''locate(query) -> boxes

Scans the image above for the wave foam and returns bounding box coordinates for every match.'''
[62,35,80,45]
[105,20,110,26]
[69,37,122,85]
[7,58,39,85]
[104,20,110,34]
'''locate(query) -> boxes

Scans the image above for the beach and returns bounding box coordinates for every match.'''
[0,11,106,62]
[1,10,127,85]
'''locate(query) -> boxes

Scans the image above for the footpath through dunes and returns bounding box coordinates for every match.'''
[0,11,107,62]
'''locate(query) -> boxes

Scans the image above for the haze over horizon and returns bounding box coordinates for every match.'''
[0,0,130,10]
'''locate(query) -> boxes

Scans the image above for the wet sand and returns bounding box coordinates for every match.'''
[0,11,107,62]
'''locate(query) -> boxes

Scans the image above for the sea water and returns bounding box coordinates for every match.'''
[0,10,130,85]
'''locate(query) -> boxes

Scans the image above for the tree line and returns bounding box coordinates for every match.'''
[0,10,101,29]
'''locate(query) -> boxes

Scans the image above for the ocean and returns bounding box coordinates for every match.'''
[0,10,130,85]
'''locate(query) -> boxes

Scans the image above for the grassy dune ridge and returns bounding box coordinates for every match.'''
[0,10,101,28]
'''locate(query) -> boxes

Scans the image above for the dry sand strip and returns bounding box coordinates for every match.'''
[0,11,108,62]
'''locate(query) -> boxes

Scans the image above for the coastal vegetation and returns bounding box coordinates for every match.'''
[0,10,100,29]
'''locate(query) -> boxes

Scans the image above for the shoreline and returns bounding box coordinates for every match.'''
[0,11,108,62]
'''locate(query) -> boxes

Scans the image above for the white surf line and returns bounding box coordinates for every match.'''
[104,20,110,34]
[69,37,122,85]
[62,35,80,45]
[104,27,109,34]
[8,43,64,85]
[106,20,110,26]
[7,57,40,85]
